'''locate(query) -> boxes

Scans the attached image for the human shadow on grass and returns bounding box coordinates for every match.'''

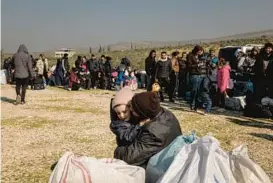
[1,97,16,104]
[249,133,273,141]
[226,117,273,130]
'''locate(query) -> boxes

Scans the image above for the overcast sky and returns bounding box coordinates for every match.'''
[2,0,273,52]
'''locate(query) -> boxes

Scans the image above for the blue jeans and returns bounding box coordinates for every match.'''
[200,93,212,113]
[190,75,205,109]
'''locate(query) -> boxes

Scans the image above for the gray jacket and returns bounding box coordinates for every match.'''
[12,44,34,79]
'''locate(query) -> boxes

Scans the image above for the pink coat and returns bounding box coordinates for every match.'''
[217,65,231,93]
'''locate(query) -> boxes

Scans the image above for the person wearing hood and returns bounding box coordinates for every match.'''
[114,92,182,168]
[54,59,65,86]
[145,50,157,91]
[154,51,172,102]
[11,44,34,104]
[217,58,231,108]
[253,43,273,101]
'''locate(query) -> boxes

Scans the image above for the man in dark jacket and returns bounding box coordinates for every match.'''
[178,52,188,99]
[145,50,157,91]
[11,44,34,104]
[97,55,106,89]
[114,92,182,168]
[253,43,273,101]
[104,56,112,90]
[87,54,99,88]
[155,51,172,102]
[75,56,82,70]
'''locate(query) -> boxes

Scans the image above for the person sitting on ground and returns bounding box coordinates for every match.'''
[110,87,140,146]
[114,91,182,168]
[68,67,81,91]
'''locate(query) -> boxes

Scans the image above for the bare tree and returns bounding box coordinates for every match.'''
[107,45,111,52]
[98,45,102,53]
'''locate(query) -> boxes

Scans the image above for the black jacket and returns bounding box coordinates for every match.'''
[104,60,112,77]
[87,59,98,72]
[97,60,105,72]
[155,59,171,79]
[114,108,182,168]
[145,57,156,77]
[110,120,140,146]
[200,76,212,94]
[187,53,208,75]
[253,52,273,80]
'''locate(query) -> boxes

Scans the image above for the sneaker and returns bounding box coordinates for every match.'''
[21,101,26,105]
[67,88,72,91]
[15,95,21,105]
[216,108,226,112]
[79,87,84,91]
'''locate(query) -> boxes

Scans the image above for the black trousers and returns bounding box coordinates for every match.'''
[178,72,187,98]
[169,72,179,99]
[158,77,171,101]
[15,78,29,102]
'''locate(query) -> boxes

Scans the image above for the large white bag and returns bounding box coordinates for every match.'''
[49,152,145,183]
[0,69,7,85]
[158,136,271,183]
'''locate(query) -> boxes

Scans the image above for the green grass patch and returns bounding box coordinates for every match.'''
[1,117,57,129]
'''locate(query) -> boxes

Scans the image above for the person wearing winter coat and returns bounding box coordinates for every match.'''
[87,54,99,88]
[54,59,65,86]
[178,52,188,99]
[217,58,231,108]
[36,56,44,76]
[68,67,81,91]
[104,56,112,90]
[114,92,182,169]
[75,56,82,70]
[145,50,157,91]
[187,45,207,110]
[237,47,259,73]
[155,51,172,102]
[11,44,34,104]
[110,87,140,146]
[253,43,273,101]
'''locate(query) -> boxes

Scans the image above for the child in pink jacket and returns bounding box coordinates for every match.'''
[217,58,231,108]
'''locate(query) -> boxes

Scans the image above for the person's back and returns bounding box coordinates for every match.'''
[12,44,33,79]
[11,44,34,104]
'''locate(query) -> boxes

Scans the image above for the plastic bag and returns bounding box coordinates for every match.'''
[158,136,271,183]
[49,152,145,183]
[146,133,196,183]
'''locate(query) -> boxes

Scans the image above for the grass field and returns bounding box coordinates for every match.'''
[1,85,273,182]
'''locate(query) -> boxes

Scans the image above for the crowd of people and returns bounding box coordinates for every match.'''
[145,43,273,116]
[4,43,273,117]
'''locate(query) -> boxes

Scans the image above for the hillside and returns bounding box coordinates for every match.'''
[33,29,273,55]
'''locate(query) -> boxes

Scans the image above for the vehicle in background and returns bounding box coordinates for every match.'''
[218,44,263,70]
[55,48,76,58]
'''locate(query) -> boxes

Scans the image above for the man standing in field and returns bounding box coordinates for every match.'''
[169,51,180,102]
[145,50,157,91]
[11,44,34,105]
[155,51,172,102]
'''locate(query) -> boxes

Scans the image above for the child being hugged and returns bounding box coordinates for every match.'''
[110,87,140,146]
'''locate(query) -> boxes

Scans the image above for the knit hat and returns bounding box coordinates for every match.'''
[131,92,161,119]
[112,87,134,109]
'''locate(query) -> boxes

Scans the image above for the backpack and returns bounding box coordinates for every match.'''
[244,104,272,119]
[225,97,243,111]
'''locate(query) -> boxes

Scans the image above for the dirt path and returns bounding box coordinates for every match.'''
[1,85,272,182]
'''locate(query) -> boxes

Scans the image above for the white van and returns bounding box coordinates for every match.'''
[55,48,76,58]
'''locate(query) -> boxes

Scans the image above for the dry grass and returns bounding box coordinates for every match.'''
[1,85,273,182]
